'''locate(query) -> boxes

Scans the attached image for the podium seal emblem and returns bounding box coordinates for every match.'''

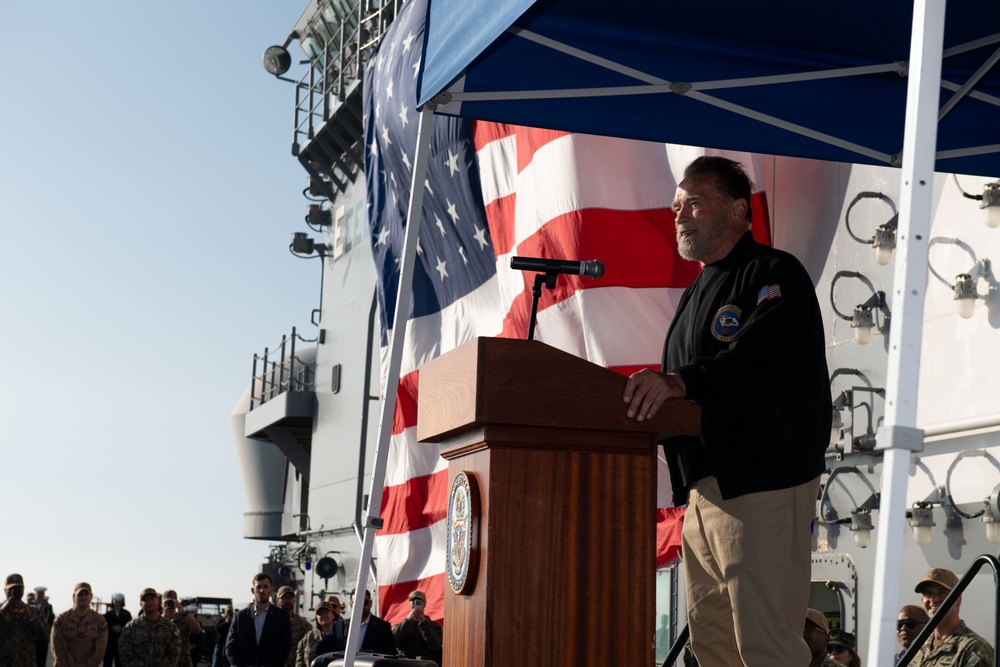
[447,471,477,594]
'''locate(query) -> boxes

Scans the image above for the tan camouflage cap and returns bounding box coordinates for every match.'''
[915,567,959,593]
[805,608,830,635]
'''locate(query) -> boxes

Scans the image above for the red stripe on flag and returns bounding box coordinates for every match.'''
[513,126,573,173]
[378,469,449,535]
[656,507,685,568]
[470,120,517,152]
[498,208,698,338]
[471,121,570,173]
[483,192,516,257]
[750,192,772,246]
[392,370,419,436]
[379,572,447,626]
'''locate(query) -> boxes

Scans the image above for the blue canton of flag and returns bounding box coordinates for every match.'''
[757,284,782,304]
[363,0,495,345]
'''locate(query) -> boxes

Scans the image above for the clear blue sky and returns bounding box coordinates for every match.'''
[0,2,322,609]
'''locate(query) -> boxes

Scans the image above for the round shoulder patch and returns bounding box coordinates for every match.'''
[711,305,742,342]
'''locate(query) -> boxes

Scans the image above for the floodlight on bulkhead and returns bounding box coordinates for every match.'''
[908,503,936,546]
[981,182,1000,228]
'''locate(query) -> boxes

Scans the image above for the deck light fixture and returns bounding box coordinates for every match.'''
[954,273,978,318]
[849,493,879,549]
[981,182,1000,228]
[850,509,873,548]
[872,217,898,266]
[983,485,1000,545]
[844,191,898,265]
[908,502,936,546]
[831,272,890,346]
[851,291,888,345]
[263,45,292,76]
[830,404,845,449]
[927,238,994,319]
[830,390,852,449]
[291,231,329,258]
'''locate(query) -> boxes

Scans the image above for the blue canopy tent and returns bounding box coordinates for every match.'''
[418,0,1000,177]
[346,1,1000,665]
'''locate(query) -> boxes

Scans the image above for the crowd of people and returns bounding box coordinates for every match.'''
[801,567,995,667]
[0,571,441,667]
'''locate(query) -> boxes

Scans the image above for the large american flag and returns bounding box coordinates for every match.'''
[363,0,772,626]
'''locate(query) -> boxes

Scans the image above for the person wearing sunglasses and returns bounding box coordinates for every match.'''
[804,609,841,667]
[895,605,929,663]
[907,568,995,667]
[827,629,860,667]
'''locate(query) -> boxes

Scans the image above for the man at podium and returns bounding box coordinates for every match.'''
[623,156,831,667]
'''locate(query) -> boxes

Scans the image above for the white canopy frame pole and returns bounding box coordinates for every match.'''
[343,106,435,667]
[866,1,945,665]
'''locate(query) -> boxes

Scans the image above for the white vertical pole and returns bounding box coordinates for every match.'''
[343,106,435,667]
[866,1,945,666]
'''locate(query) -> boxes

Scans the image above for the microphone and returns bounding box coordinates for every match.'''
[510,256,605,279]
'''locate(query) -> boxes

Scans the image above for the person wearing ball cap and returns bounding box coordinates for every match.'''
[392,590,442,665]
[0,574,49,667]
[295,601,339,667]
[907,567,994,667]
[118,588,181,667]
[51,582,109,666]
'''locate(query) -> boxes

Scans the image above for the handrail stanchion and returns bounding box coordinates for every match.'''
[279,335,288,393]
[290,327,298,391]
[262,347,270,401]
[250,354,259,410]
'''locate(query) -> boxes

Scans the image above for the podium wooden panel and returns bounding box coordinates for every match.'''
[417,337,700,667]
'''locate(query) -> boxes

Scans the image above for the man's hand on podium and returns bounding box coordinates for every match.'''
[623,369,686,422]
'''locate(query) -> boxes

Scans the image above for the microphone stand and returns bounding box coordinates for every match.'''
[527,271,558,341]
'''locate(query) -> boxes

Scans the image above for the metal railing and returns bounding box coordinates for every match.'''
[249,327,317,410]
[292,0,401,155]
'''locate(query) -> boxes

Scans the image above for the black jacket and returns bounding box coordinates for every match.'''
[225,604,291,667]
[663,232,831,505]
[317,615,397,657]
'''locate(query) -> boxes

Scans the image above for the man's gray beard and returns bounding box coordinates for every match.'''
[677,234,705,262]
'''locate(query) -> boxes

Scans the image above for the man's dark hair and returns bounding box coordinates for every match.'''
[252,572,272,585]
[683,156,755,223]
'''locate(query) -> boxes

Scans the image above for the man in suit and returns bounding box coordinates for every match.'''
[316,590,395,657]
[225,573,291,667]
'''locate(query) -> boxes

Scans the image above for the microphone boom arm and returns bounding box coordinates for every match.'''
[527,272,558,341]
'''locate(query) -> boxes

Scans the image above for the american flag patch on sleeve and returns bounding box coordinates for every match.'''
[757,285,782,304]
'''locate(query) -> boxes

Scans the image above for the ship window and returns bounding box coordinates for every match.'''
[655,563,680,663]
[809,580,847,632]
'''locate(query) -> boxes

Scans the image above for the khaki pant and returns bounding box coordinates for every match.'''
[682,476,819,667]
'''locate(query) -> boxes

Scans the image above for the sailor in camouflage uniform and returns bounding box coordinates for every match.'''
[0,574,50,667]
[909,568,995,667]
[51,582,108,666]
[162,597,194,667]
[295,601,337,667]
[276,586,312,667]
[118,588,181,667]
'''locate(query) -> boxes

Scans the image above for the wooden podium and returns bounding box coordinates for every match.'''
[417,337,700,667]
